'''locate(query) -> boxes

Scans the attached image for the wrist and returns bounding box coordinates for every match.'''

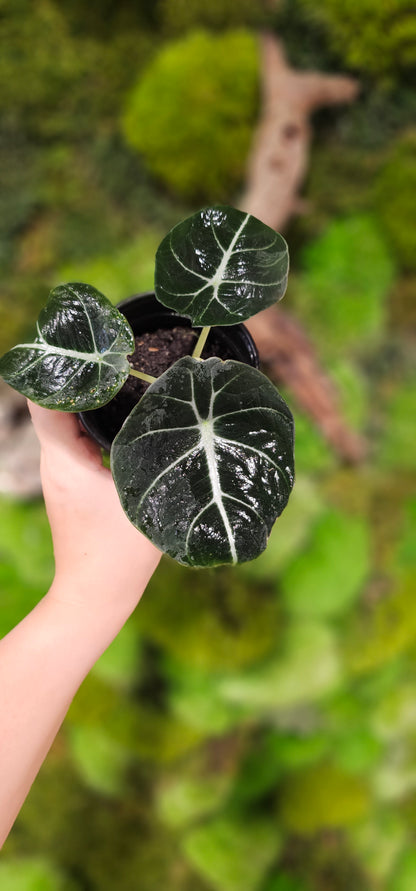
[47,572,144,624]
[40,581,139,678]
[49,546,160,613]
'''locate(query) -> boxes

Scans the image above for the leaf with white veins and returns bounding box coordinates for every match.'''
[0,282,135,410]
[111,356,295,567]
[154,206,289,326]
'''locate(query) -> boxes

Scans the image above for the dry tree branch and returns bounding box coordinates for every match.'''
[241,33,365,463]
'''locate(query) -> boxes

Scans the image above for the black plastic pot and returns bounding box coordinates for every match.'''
[79,292,259,452]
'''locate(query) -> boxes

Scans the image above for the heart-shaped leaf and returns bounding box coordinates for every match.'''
[111,356,294,567]
[0,282,135,410]
[154,206,289,326]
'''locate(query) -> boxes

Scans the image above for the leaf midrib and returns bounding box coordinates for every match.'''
[10,341,127,366]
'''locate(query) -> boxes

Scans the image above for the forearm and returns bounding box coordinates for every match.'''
[0,576,146,848]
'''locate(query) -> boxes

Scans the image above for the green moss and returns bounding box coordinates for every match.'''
[374,132,416,271]
[377,377,416,471]
[0,299,29,354]
[139,559,280,672]
[394,497,416,572]
[168,661,248,734]
[349,812,407,882]
[157,770,232,829]
[388,849,416,891]
[0,0,153,138]
[300,0,416,81]
[67,673,202,764]
[268,732,329,774]
[67,725,129,797]
[121,30,259,201]
[219,622,342,712]
[0,497,53,588]
[302,146,377,232]
[281,510,370,619]
[183,814,279,891]
[347,573,416,673]
[158,0,271,34]
[0,497,54,637]
[328,358,369,431]
[0,123,43,266]
[0,0,79,132]
[264,877,311,891]
[333,728,382,774]
[279,762,371,835]
[0,858,71,891]
[389,276,416,332]
[288,410,335,475]
[9,752,209,891]
[229,732,285,807]
[372,682,416,743]
[374,742,416,802]
[295,215,394,359]
[92,620,143,689]
[59,229,162,304]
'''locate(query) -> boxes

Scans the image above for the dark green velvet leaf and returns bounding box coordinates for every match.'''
[0,282,135,410]
[154,206,289,326]
[111,356,294,567]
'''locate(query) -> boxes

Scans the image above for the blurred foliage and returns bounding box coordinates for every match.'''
[138,559,281,671]
[157,0,272,34]
[293,215,395,360]
[346,574,416,674]
[1,0,416,888]
[60,229,163,304]
[183,814,279,891]
[121,30,259,201]
[280,509,370,619]
[0,857,73,891]
[157,768,233,830]
[299,0,416,81]
[374,131,416,272]
[0,0,154,135]
[0,498,53,637]
[218,622,342,712]
[388,849,416,891]
[279,762,371,834]
[377,376,416,472]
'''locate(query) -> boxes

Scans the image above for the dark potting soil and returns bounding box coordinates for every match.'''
[87,325,236,444]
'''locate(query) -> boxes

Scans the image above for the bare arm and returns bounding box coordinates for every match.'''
[0,403,161,847]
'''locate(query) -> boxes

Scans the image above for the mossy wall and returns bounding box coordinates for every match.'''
[1,1,416,889]
[121,30,259,201]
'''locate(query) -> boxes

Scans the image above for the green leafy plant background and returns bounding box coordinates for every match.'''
[1,1,415,888]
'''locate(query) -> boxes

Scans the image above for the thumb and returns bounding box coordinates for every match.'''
[27,401,104,468]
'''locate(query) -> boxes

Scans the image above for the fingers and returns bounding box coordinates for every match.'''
[28,401,82,446]
[27,401,104,468]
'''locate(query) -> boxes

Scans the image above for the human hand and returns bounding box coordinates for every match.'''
[0,405,161,845]
[28,402,161,613]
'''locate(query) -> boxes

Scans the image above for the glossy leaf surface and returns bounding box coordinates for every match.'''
[111,356,294,567]
[154,206,289,326]
[0,282,135,410]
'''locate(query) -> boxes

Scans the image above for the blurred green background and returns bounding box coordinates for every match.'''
[1,0,415,888]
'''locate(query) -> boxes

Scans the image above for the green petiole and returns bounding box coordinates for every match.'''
[192,326,211,360]
[129,368,158,384]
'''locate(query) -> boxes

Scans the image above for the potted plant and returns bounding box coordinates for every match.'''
[0,206,295,568]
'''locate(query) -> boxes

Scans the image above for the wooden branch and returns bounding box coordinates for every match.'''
[244,310,367,464]
[240,33,366,464]
[240,33,359,230]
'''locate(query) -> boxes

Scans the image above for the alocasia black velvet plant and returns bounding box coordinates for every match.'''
[0,206,295,568]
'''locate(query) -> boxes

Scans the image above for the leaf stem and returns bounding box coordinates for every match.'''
[192,326,211,360]
[129,368,158,384]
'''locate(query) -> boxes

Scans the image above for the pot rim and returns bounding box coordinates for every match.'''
[79,291,259,451]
